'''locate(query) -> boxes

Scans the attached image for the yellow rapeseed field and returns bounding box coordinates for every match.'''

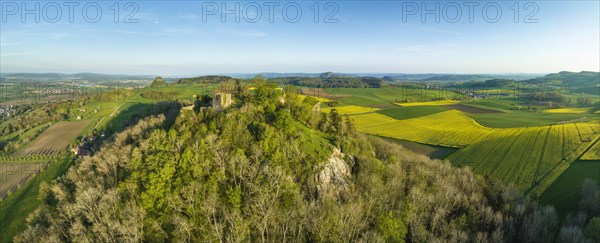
[351,109,600,194]
[321,105,377,115]
[543,108,591,114]
[351,110,492,147]
[580,140,600,160]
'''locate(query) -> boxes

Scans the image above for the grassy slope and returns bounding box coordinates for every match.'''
[295,122,332,162]
[92,85,217,132]
[539,160,600,216]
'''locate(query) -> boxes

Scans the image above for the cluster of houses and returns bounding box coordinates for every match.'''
[73,143,91,157]
[0,105,17,117]
[71,132,104,157]
[455,89,487,99]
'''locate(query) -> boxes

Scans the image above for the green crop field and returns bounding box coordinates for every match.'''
[324,87,465,108]
[468,112,594,128]
[448,122,599,194]
[376,105,451,120]
[460,99,519,111]
[351,106,600,195]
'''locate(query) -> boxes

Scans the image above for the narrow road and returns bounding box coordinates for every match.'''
[93,103,126,130]
[92,91,135,130]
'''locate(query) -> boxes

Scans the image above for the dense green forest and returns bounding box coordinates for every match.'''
[15,81,600,242]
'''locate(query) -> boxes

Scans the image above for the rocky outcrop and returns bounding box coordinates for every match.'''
[317,148,351,200]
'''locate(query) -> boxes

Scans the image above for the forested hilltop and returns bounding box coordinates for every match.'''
[16,81,600,242]
[174,73,389,88]
[269,72,388,88]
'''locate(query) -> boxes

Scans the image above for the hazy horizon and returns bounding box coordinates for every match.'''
[1,1,599,74]
[0,70,571,78]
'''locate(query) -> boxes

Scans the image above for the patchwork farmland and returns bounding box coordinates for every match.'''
[12,120,90,157]
[0,120,90,200]
[349,107,600,195]
[325,87,467,108]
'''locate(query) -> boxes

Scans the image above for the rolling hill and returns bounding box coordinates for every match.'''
[524,71,600,95]
[11,83,597,242]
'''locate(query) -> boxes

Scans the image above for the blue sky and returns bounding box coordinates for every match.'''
[0,1,598,75]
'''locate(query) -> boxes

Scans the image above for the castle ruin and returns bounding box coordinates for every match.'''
[213,92,232,110]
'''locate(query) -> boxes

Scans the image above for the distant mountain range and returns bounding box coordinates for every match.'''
[2,72,597,89]
[0,73,155,83]
[222,72,544,81]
